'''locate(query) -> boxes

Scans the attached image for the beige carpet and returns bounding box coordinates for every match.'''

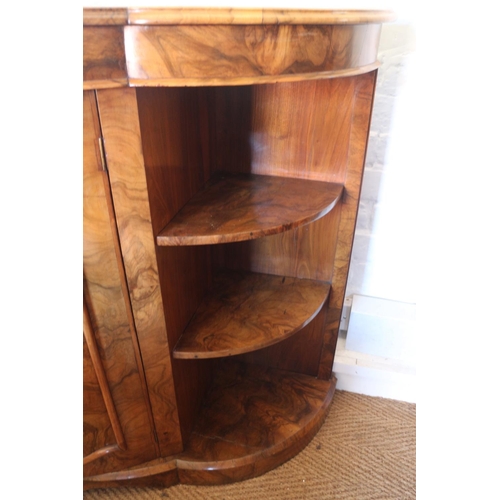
[84,390,416,499]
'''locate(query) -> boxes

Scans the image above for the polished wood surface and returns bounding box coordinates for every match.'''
[237,299,329,377]
[84,8,393,89]
[84,8,128,25]
[124,24,381,87]
[157,173,342,246]
[83,302,125,459]
[85,360,335,489]
[177,360,336,484]
[83,331,117,461]
[84,458,179,490]
[136,86,213,444]
[83,9,389,489]
[83,8,395,26]
[83,90,159,476]
[216,193,342,282]
[209,79,355,182]
[83,27,127,89]
[96,88,183,457]
[173,269,330,359]
[318,71,377,380]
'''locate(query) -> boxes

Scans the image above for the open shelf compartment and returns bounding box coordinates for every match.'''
[173,269,331,359]
[177,359,336,484]
[157,172,343,246]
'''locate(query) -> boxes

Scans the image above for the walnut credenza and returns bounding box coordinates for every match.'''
[83,8,395,490]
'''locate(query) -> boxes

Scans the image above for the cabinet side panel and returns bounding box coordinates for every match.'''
[217,203,342,283]
[135,87,214,444]
[211,78,355,182]
[318,71,378,379]
[96,88,184,457]
[135,88,211,234]
[83,90,159,475]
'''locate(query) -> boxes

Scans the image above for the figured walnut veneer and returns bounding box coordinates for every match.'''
[83,90,160,476]
[157,173,343,246]
[177,360,336,484]
[85,361,336,489]
[83,7,391,490]
[84,9,393,89]
[124,23,382,87]
[173,269,330,359]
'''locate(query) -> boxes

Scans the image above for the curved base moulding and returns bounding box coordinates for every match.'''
[84,361,336,490]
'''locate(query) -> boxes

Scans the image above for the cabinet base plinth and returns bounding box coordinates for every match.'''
[84,363,336,490]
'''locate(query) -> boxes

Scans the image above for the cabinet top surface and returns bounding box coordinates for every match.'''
[83,8,395,26]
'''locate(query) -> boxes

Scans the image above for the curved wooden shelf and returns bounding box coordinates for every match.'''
[173,269,330,359]
[157,173,343,246]
[177,360,336,484]
[83,361,336,488]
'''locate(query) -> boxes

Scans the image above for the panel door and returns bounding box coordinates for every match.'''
[83,90,159,477]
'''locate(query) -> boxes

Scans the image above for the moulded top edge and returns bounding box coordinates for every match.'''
[84,8,396,26]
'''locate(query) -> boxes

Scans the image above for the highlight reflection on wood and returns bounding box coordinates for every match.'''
[127,8,395,26]
[157,173,342,246]
[124,24,381,87]
[83,27,127,89]
[83,7,392,489]
[173,269,330,359]
[96,88,184,457]
[177,360,336,484]
[83,90,159,476]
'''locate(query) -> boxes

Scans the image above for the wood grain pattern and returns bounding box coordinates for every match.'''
[83,331,116,460]
[237,297,329,377]
[84,458,179,490]
[83,301,125,456]
[135,86,214,444]
[124,24,381,86]
[157,173,342,246]
[83,27,127,89]
[84,8,128,26]
[84,360,335,489]
[96,88,183,457]
[84,90,162,462]
[217,203,342,283]
[173,269,330,359]
[83,90,159,476]
[210,79,355,182]
[318,71,378,380]
[82,8,395,26]
[177,360,336,484]
[82,10,390,488]
[131,65,380,89]
[136,87,211,236]
[127,8,395,25]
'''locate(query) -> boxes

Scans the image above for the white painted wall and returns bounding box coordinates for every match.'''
[345,22,417,305]
[336,19,417,402]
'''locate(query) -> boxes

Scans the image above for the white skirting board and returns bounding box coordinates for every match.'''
[333,337,416,403]
[333,293,416,403]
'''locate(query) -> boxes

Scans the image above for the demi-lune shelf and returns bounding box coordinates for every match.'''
[173,269,331,359]
[157,172,343,246]
[177,360,336,484]
[84,360,336,486]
